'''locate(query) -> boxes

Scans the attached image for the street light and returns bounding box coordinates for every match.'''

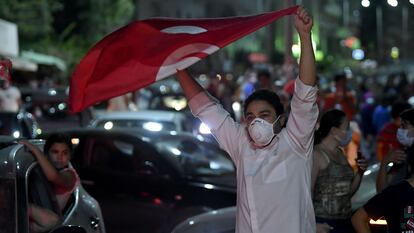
[410,0,414,5]
[387,0,398,7]
[361,0,370,8]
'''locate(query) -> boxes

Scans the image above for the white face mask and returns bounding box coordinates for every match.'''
[339,129,353,147]
[248,115,281,147]
[397,128,414,147]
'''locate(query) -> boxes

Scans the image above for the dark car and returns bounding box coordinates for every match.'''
[0,111,40,139]
[0,136,105,233]
[50,128,237,233]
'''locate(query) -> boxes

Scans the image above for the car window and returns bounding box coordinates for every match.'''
[87,137,135,174]
[0,178,16,233]
[156,138,234,177]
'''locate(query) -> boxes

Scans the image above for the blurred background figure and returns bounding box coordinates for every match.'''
[375,101,411,162]
[0,59,21,113]
[312,109,368,233]
[352,109,414,233]
[323,73,356,121]
[376,108,414,193]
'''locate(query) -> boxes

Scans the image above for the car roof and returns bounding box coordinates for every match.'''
[93,110,184,122]
[45,127,198,143]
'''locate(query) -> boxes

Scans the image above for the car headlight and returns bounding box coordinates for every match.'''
[12,130,20,138]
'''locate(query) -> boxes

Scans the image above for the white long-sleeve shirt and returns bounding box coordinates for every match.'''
[188,77,319,233]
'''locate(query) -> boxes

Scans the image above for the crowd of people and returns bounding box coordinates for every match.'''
[1,5,414,233]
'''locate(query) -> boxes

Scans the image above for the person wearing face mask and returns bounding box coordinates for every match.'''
[376,108,414,193]
[312,109,368,233]
[352,109,414,233]
[176,6,318,233]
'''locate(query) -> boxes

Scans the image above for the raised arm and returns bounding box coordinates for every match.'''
[20,140,75,188]
[175,69,244,162]
[295,6,316,86]
[284,6,318,156]
[176,69,204,101]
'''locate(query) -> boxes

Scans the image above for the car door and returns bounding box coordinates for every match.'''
[72,133,178,233]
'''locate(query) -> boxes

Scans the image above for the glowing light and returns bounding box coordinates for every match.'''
[232,102,241,112]
[199,122,211,134]
[204,184,214,189]
[410,0,414,5]
[104,121,114,130]
[391,47,399,59]
[361,0,370,7]
[36,128,42,135]
[58,103,66,110]
[71,138,80,145]
[216,74,222,81]
[171,148,181,156]
[352,49,365,60]
[143,122,163,132]
[363,170,372,176]
[48,89,57,96]
[209,161,220,169]
[189,220,195,225]
[369,218,387,225]
[292,44,300,58]
[13,131,20,138]
[387,0,398,7]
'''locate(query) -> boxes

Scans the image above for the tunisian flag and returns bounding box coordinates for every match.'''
[69,5,298,112]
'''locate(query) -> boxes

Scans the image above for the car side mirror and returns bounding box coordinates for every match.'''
[50,226,87,233]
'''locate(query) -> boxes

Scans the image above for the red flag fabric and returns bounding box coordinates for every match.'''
[69,5,298,113]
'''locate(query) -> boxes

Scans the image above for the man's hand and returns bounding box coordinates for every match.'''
[294,6,313,36]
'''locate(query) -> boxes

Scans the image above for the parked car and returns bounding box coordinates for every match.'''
[0,111,41,139]
[172,163,388,233]
[89,110,195,134]
[45,128,237,233]
[0,136,105,233]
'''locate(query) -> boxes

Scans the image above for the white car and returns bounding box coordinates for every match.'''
[89,110,194,134]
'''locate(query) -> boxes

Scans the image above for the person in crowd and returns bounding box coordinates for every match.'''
[352,109,414,233]
[376,108,414,192]
[176,6,318,232]
[323,73,356,121]
[255,69,274,91]
[375,101,411,162]
[312,109,368,233]
[0,59,21,113]
[372,97,391,134]
[20,133,80,232]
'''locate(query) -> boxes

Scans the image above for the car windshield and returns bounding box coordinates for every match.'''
[155,137,235,177]
[0,178,16,233]
[96,119,177,132]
